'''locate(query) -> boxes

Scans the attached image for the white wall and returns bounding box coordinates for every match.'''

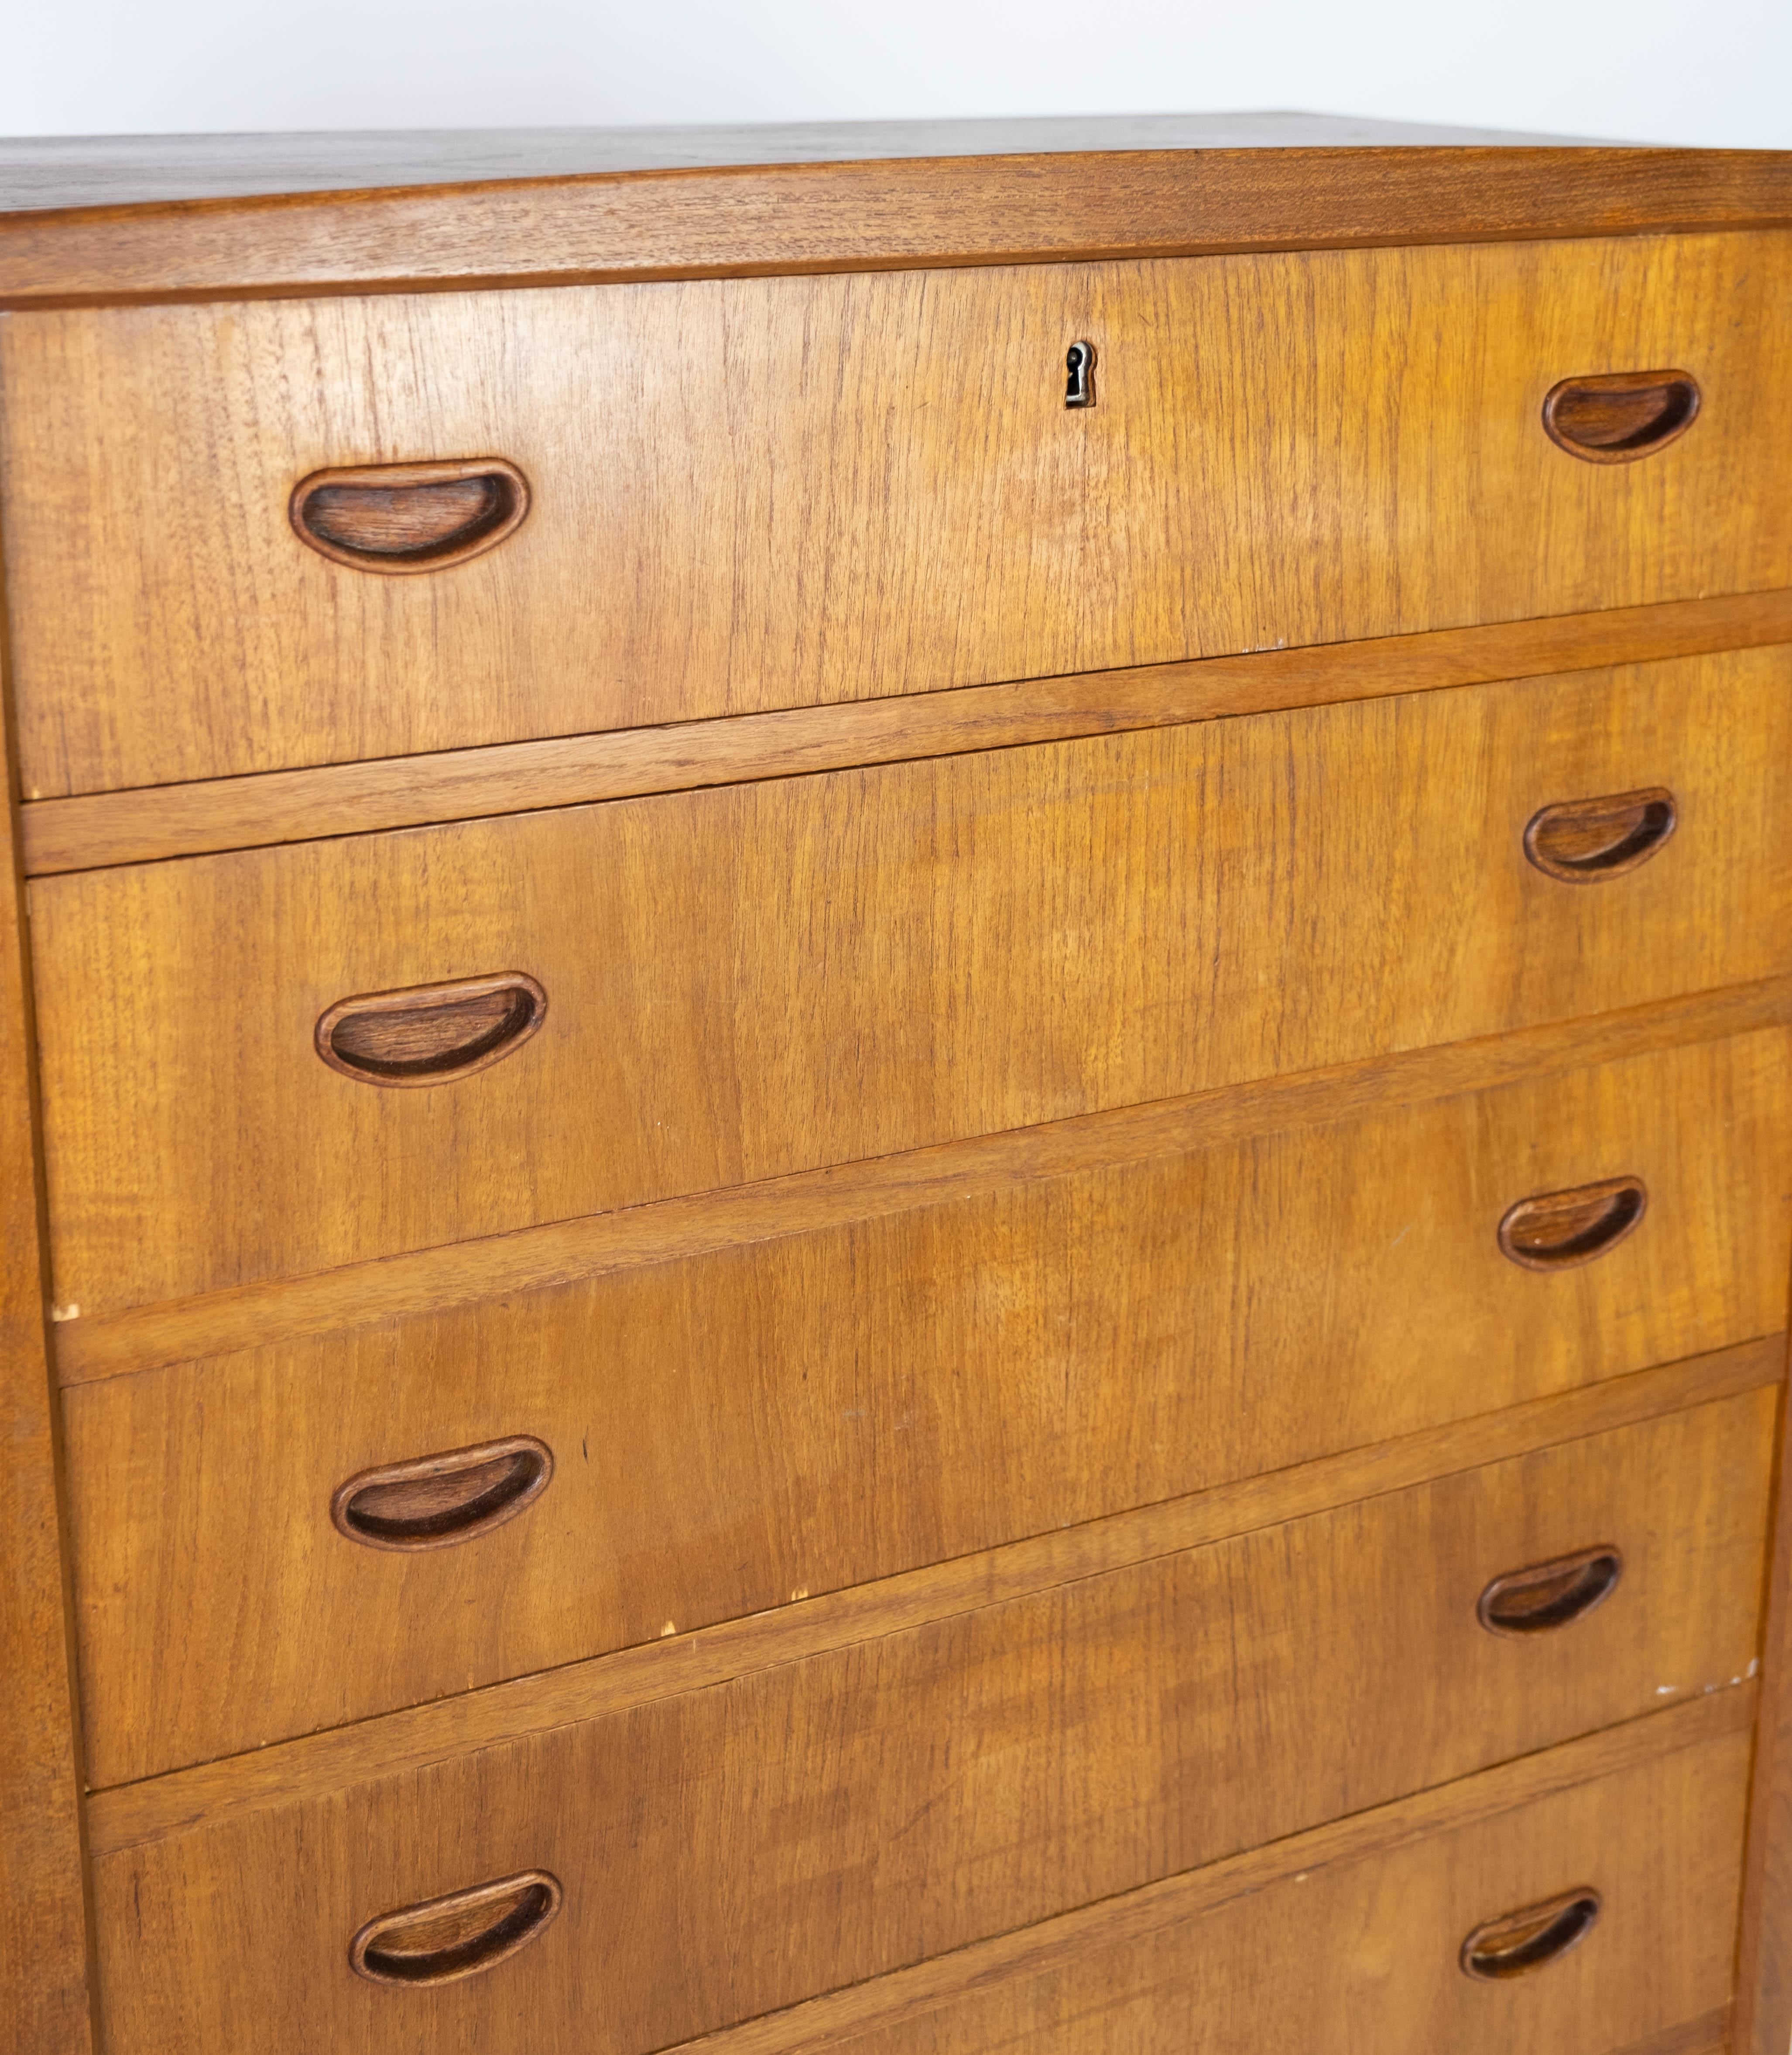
[3,0,1789,150]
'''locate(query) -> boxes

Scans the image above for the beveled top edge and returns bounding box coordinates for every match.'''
[3,131,1787,313]
[0,112,1621,215]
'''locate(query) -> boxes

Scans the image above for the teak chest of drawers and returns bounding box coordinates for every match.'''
[3,112,1792,2055]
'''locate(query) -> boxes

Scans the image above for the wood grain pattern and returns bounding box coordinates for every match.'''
[705,1733,1751,2055]
[62,1032,1792,1783]
[50,977,1792,1387]
[1523,785,1679,881]
[3,144,1792,311]
[312,971,547,1085]
[288,457,531,573]
[648,1694,1752,2055]
[1542,369,1703,463]
[1496,1174,1650,1270]
[86,1397,1774,2055]
[81,1338,1784,1854]
[7,234,1792,796]
[19,590,1792,878]
[1733,1347,1792,2055]
[0,637,95,2042]
[29,650,1792,1318]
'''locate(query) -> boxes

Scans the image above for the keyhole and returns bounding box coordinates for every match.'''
[1065,340,1096,408]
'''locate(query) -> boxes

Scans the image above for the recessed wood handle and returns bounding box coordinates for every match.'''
[332,1436,554,1551]
[1498,1177,1646,1270]
[1524,788,1676,881]
[350,1871,562,1986]
[315,972,546,1086]
[1477,1546,1623,1637]
[291,458,530,572]
[1461,1888,1601,1981]
[1542,370,1700,463]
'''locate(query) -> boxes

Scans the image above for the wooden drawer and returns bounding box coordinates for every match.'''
[30,648,1792,1318]
[63,1030,1792,1784]
[4,232,1790,798]
[805,1717,1751,2055]
[86,1393,1773,2055]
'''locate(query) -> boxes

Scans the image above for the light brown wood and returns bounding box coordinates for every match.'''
[80,1336,1784,1854]
[1477,1546,1626,1638]
[645,1692,1756,2055]
[328,1435,554,1552]
[7,124,1792,2055]
[348,1870,562,1987]
[86,1397,1773,2055]
[1524,785,1679,881]
[1542,369,1703,463]
[50,976,1792,1387]
[0,625,95,2041]
[6,236,1792,797]
[29,650,1792,1318]
[62,1030,1792,1783]
[288,456,531,573]
[20,590,1792,878]
[312,971,548,1085]
[1733,1348,1792,2055]
[1497,1174,1650,1269]
[3,141,1792,311]
[701,1727,1747,2055]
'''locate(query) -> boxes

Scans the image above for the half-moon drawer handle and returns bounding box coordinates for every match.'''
[1542,370,1700,462]
[315,972,546,1086]
[1477,1546,1623,1637]
[1498,1177,1647,1270]
[1524,787,1676,882]
[332,1436,554,1551]
[291,458,530,572]
[351,1871,562,1986]
[1461,1888,1602,1981]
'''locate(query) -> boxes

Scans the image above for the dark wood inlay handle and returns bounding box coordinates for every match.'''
[1461,1889,1601,1981]
[1498,1177,1647,1270]
[351,1871,562,1986]
[332,1436,553,1551]
[1477,1546,1623,1637]
[1525,788,1676,881]
[291,458,530,572]
[315,972,546,1086]
[1543,369,1700,463]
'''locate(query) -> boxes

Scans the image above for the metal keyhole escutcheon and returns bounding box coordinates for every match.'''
[1065,340,1096,407]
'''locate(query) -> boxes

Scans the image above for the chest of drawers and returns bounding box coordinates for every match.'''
[4,112,1792,2055]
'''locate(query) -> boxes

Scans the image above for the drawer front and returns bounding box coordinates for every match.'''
[65,1033,1792,1784]
[833,1727,1750,2055]
[5,232,1790,797]
[31,650,1792,1317]
[89,1394,1774,2055]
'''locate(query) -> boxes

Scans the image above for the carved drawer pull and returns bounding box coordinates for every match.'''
[315,972,546,1086]
[1477,1547,1623,1637]
[332,1436,554,1551]
[291,458,530,572]
[1461,1888,1602,1981]
[1542,370,1700,463]
[1524,788,1676,881]
[350,1871,562,1986]
[1497,1177,1646,1270]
